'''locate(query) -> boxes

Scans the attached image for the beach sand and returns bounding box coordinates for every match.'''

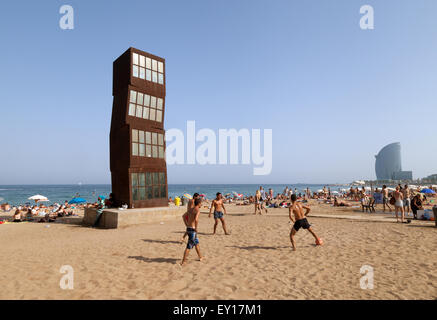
[0,200,435,300]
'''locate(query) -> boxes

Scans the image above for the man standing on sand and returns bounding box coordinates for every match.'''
[180,193,200,243]
[289,194,323,251]
[181,198,203,265]
[209,192,230,235]
[394,186,405,223]
[402,185,411,217]
[259,186,268,214]
[382,185,392,212]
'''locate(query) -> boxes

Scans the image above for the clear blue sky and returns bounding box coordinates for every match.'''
[0,0,436,184]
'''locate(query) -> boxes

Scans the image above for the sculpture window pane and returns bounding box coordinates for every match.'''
[139,143,145,157]
[128,103,136,116]
[137,92,143,105]
[142,107,149,119]
[144,94,150,106]
[132,143,138,156]
[132,129,138,142]
[156,111,162,123]
[149,109,156,121]
[130,90,136,103]
[135,105,142,118]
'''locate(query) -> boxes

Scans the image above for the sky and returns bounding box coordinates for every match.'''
[0,0,436,185]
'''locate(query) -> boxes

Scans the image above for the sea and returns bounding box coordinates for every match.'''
[0,184,350,206]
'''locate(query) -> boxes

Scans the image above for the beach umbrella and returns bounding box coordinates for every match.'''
[317,189,323,193]
[420,188,435,194]
[69,197,87,204]
[98,195,106,200]
[183,193,192,199]
[28,195,49,203]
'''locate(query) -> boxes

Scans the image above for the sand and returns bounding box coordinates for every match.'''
[0,200,435,300]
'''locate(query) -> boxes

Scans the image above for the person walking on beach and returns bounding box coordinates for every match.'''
[259,186,268,214]
[181,198,203,266]
[254,190,262,215]
[180,193,200,243]
[394,186,405,223]
[382,185,392,212]
[289,194,323,251]
[209,192,230,235]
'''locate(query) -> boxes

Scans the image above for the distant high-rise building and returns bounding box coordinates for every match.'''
[375,142,413,180]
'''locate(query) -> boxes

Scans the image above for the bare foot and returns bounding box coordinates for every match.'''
[180,260,186,266]
[199,257,204,262]
[291,247,296,251]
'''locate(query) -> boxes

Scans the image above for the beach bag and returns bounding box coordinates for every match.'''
[389,197,396,205]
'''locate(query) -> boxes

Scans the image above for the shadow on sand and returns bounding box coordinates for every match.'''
[226,245,288,251]
[128,256,179,264]
[142,239,181,244]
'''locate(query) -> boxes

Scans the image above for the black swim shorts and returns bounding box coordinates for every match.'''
[293,218,311,231]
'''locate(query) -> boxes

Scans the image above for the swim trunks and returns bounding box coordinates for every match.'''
[395,199,403,208]
[186,227,199,249]
[214,211,224,219]
[293,218,311,231]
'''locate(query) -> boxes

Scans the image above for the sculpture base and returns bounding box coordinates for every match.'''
[83,206,185,229]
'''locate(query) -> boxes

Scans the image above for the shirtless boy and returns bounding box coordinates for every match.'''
[181,198,203,265]
[289,194,323,251]
[180,193,200,243]
[209,192,230,235]
[382,185,392,212]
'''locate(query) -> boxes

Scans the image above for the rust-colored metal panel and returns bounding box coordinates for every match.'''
[110,48,168,208]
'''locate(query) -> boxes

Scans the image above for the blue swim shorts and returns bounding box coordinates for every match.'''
[214,211,224,219]
[186,227,199,249]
